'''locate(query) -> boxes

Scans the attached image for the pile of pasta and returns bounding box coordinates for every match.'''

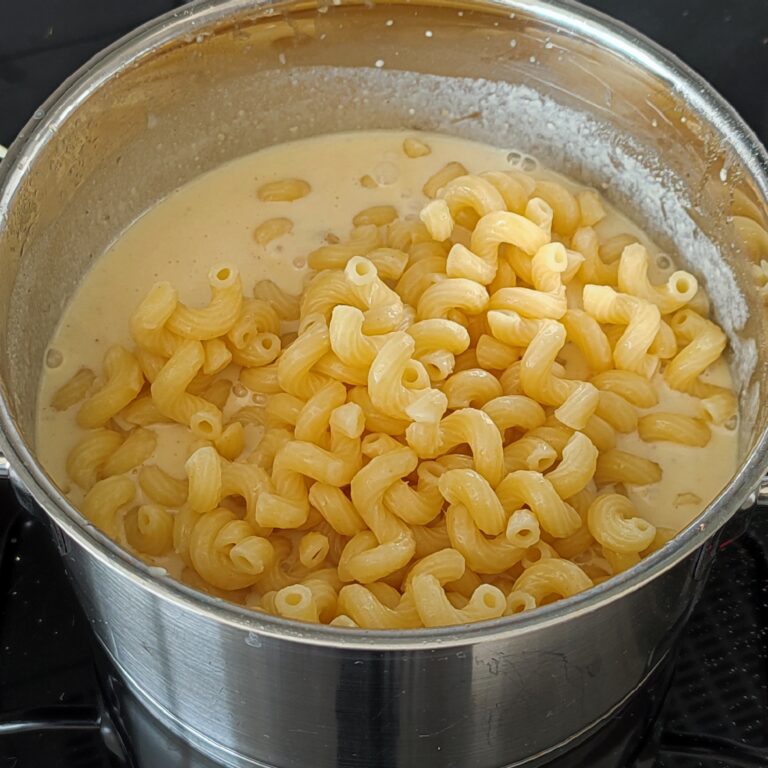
[54,150,737,629]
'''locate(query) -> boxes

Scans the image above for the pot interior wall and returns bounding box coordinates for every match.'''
[1,0,767,464]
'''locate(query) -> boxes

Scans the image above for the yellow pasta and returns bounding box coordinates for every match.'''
[125,504,174,556]
[533,180,580,236]
[77,346,144,428]
[512,558,593,605]
[102,428,157,477]
[594,449,662,486]
[582,285,661,377]
[253,217,293,245]
[444,504,525,573]
[637,412,711,447]
[665,309,727,392]
[139,465,188,507]
[257,177,311,202]
[166,265,243,340]
[66,429,124,489]
[403,136,432,158]
[410,574,506,626]
[496,471,581,538]
[51,367,96,411]
[423,161,468,198]
[353,205,398,227]
[54,154,736,630]
[185,446,223,514]
[587,494,656,554]
[82,475,136,539]
[442,369,503,409]
[151,340,222,428]
[438,468,506,535]
[577,189,606,227]
[368,332,447,424]
[190,508,275,590]
[618,244,698,313]
[417,278,489,320]
[253,279,301,321]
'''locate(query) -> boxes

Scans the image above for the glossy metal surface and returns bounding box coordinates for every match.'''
[1,0,768,765]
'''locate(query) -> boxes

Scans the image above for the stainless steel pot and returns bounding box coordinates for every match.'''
[1,1,768,766]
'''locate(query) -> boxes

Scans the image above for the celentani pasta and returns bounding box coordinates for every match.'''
[36,131,739,628]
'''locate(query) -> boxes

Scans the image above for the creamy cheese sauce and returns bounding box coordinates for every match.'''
[35,130,738,535]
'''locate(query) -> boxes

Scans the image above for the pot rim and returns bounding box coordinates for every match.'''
[1,0,767,650]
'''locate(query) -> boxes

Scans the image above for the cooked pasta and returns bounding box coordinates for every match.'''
[41,132,738,629]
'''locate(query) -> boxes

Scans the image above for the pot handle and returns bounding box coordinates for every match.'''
[0,151,10,475]
[756,476,768,508]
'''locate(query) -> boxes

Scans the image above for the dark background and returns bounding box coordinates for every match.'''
[0,0,767,147]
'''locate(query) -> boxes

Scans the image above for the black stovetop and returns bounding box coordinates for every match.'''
[1,2,768,767]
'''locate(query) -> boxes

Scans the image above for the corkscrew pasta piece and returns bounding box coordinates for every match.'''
[561,309,613,373]
[308,225,382,271]
[342,448,419,584]
[257,177,311,202]
[445,504,525,573]
[406,407,505,487]
[125,505,174,556]
[637,413,711,447]
[102,428,157,477]
[423,161,468,198]
[189,508,275,590]
[545,432,598,500]
[77,346,144,428]
[480,170,533,214]
[383,461,444,526]
[618,244,698,313]
[253,279,301,321]
[151,340,222,431]
[129,281,181,357]
[594,450,662,486]
[337,584,421,629]
[442,369,503,409]
[505,509,541,549]
[533,180,581,236]
[495,471,582,538]
[254,217,293,245]
[438,468,506,535]
[664,309,727,392]
[403,136,432,158]
[353,205,398,227]
[137,465,188,507]
[571,228,616,287]
[587,494,656,554]
[589,369,659,408]
[417,278,489,320]
[475,334,519,370]
[82,475,136,540]
[411,573,506,627]
[577,189,606,227]
[66,429,124,490]
[368,332,448,424]
[51,367,96,411]
[166,265,243,340]
[512,559,593,605]
[582,285,661,377]
[185,446,223,514]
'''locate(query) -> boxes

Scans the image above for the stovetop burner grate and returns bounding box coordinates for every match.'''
[2,485,767,767]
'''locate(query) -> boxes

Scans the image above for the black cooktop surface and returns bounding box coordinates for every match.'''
[1,2,768,767]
